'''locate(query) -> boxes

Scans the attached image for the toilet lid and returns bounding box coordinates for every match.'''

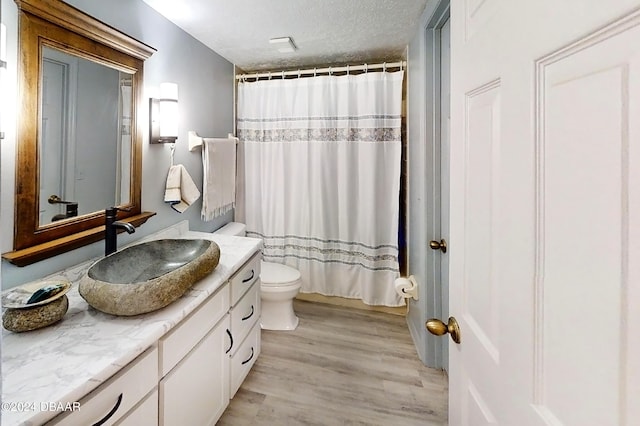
[260,261,301,286]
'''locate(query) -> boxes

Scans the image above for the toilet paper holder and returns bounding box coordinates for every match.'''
[395,275,418,301]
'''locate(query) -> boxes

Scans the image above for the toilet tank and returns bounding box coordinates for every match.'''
[213,222,246,236]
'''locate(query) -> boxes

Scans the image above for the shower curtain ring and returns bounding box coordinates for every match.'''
[365,63,368,73]
[329,67,332,75]
[383,62,386,72]
[268,72,271,80]
[346,65,350,75]
[298,69,301,78]
[282,70,285,79]
[314,68,317,77]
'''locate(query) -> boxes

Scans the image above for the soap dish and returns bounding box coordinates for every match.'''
[2,281,71,333]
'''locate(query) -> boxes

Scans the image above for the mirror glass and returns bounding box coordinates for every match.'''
[4,0,155,265]
[39,47,133,226]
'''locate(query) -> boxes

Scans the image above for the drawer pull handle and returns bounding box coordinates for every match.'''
[241,347,255,365]
[242,305,255,321]
[226,329,233,354]
[92,393,123,426]
[242,269,255,283]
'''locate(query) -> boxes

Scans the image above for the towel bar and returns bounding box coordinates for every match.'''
[188,131,238,152]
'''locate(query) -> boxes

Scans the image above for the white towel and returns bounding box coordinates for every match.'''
[201,138,236,221]
[164,164,201,213]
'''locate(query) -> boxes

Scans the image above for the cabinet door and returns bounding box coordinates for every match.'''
[114,389,158,426]
[160,315,230,426]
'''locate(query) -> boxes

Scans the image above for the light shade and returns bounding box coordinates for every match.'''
[160,82,178,100]
[150,82,179,144]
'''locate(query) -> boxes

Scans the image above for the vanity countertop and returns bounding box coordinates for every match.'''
[1,224,262,426]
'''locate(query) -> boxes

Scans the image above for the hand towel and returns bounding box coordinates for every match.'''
[164,164,201,213]
[201,138,236,221]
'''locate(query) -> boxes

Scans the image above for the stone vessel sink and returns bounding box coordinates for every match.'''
[79,239,220,316]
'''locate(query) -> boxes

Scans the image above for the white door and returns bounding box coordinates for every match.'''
[40,58,66,224]
[441,1,640,425]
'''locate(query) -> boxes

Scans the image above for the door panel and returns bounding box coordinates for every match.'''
[452,77,503,426]
[463,0,499,42]
[533,19,640,425]
[464,382,497,426]
[449,1,640,424]
[464,80,501,361]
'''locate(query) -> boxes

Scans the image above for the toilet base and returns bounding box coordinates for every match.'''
[260,292,299,331]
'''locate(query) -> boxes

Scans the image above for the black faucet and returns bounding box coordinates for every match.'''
[105,207,136,256]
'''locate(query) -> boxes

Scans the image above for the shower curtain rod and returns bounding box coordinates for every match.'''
[235,60,406,81]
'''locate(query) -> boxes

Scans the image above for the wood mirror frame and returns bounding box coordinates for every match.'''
[3,0,156,266]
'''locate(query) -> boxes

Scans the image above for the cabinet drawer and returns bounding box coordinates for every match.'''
[230,254,261,306]
[160,284,229,376]
[230,321,261,398]
[48,346,158,426]
[229,282,260,354]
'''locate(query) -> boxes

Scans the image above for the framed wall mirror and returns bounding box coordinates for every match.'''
[4,0,156,266]
[39,46,134,227]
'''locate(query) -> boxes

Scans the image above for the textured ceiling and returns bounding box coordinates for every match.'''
[141,0,430,72]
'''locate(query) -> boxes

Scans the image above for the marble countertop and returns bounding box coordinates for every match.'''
[1,222,262,426]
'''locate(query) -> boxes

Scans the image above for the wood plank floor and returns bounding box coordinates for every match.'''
[218,300,448,425]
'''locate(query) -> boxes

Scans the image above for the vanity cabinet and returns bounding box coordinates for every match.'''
[45,252,261,426]
[158,252,261,424]
[154,251,261,425]
[47,346,158,426]
[228,254,262,398]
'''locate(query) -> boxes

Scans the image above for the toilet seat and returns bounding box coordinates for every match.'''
[260,261,301,287]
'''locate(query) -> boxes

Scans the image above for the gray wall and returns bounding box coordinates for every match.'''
[1,0,235,288]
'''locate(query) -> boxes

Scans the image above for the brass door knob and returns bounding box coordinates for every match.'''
[426,316,461,344]
[429,239,447,253]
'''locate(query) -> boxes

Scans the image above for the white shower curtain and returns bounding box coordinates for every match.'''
[237,71,404,306]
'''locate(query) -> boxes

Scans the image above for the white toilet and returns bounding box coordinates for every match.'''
[214,222,302,330]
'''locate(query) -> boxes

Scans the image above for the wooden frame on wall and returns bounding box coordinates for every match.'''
[3,0,156,266]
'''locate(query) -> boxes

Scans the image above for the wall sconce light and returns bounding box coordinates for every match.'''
[149,82,178,143]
